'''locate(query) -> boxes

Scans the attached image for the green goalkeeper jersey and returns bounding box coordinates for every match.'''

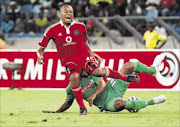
[65,75,129,111]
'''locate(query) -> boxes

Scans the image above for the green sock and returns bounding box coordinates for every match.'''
[125,100,148,110]
[132,61,156,75]
[147,99,155,105]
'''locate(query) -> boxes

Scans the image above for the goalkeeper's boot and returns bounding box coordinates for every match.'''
[127,74,139,83]
[153,95,166,104]
[151,54,164,76]
[79,108,87,115]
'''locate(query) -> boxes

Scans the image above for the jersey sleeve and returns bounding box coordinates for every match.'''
[82,24,88,42]
[38,26,52,48]
[65,84,75,105]
[91,76,103,84]
[158,34,167,42]
[143,32,147,41]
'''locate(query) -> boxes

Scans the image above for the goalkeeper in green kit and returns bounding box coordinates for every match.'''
[43,56,166,114]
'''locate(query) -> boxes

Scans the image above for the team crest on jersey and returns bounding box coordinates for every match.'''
[74,30,79,36]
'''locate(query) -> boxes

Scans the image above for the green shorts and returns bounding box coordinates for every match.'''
[103,79,129,112]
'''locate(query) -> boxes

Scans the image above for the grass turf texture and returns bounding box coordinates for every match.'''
[0,90,179,127]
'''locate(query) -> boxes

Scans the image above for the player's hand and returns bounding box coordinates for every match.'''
[42,110,56,113]
[87,94,96,107]
[127,74,139,83]
[91,52,103,63]
[37,55,44,65]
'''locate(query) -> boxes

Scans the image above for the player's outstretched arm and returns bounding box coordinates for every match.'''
[55,103,72,113]
[37,47,45,64]
[155,40,167,49]
[42,103,72,113]
[157,34,167,48]
[87,79,106,107]
[84,41,103,63]
[43,93,74,113]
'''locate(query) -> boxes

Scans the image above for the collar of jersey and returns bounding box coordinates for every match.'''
[148,30,156,33]
[59,20,76,28]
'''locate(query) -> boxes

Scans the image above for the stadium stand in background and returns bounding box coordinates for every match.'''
[0,0,180,49]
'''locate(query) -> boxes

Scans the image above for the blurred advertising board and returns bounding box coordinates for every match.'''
[0,50,179,91]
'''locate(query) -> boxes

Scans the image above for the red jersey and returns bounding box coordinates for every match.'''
[39,20,90,66]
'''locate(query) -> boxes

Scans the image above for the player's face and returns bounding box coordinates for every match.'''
[60,6,74,25]
[148,24,154,32]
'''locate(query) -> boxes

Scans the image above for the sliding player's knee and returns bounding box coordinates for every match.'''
[85,61,99,75]
[114,100,126,111]
[69,73,80,83]
[92,68,106,77]
[120,62,134,75]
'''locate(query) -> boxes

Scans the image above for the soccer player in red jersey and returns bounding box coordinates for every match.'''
[37,4,139,115]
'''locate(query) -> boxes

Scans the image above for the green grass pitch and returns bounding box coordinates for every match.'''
[0,90,179,127]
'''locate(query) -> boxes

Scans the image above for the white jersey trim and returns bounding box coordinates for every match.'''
[38,45,46,48]
[59,20,76,34]
[71,86,81,91]
[44,22,60,37]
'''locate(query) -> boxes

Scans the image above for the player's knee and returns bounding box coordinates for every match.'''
[120,62,134,75]
[114,100,126,111]
[69,73,80,82]
[85,62,99,75]
[124,62,134,71]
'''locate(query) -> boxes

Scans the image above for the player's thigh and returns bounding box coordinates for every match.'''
[107,78,130,97]
[66,62,82,78]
